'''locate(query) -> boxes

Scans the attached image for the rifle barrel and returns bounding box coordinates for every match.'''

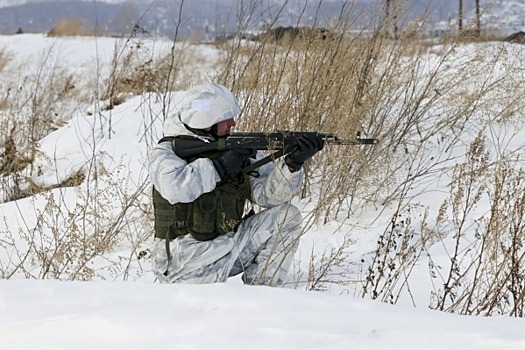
[229,131,379,146]
[323,134,379,145]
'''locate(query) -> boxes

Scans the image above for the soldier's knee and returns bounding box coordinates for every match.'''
[274,203,301,223]
[274,202,300,215]
[269,204,302,239]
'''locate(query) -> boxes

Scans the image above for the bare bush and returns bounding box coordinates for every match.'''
[360,202,432,305]
[304,233,355,292]
[0,44,79,201]
[427,131,525,316]
[0,162,152,281]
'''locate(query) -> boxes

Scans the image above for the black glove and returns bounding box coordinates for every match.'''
[285,134,325,171]
[211,149,252,180]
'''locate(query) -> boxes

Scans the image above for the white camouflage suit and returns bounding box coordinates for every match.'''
[148,83,304,286]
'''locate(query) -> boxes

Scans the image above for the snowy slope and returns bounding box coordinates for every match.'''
[1,29,525,350]
[1,279,524,350]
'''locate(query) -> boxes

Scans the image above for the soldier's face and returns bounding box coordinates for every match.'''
[215,118,236,136]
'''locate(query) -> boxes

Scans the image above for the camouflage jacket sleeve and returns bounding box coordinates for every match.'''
[248,152,304,208]
[147,141,221,204]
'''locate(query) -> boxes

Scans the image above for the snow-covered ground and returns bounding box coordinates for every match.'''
[1,279,525,350]
[0,34,525,349]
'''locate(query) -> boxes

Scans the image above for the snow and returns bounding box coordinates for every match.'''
[1,33,525,349]
[1,280,524,350]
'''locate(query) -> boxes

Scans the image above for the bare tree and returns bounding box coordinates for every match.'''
[458,0,463,32]
[475,0,481,36]
[385,0,398,38]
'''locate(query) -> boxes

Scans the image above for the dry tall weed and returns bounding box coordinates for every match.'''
[211,0,525,311]
[427,132,525,316]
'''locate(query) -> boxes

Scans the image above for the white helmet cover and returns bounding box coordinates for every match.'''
[175,83,240,129]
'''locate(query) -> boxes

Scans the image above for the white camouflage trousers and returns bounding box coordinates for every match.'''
[151,203,302,286]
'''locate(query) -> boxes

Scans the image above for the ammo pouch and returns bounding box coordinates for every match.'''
[153,179,250,242]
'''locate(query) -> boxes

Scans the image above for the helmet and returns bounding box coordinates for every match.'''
[175,83,240,129]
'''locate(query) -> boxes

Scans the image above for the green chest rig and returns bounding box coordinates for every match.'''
[153,138,252,242]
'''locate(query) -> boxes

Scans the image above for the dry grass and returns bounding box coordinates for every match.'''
[0,49,79,201]
[48,18,105,37]
[101,42,214,110]
[211,1,525,313]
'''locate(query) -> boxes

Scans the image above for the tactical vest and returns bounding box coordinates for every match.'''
[153,146,252,241]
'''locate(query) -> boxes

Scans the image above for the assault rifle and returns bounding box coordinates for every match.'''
[171,131,378,173]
